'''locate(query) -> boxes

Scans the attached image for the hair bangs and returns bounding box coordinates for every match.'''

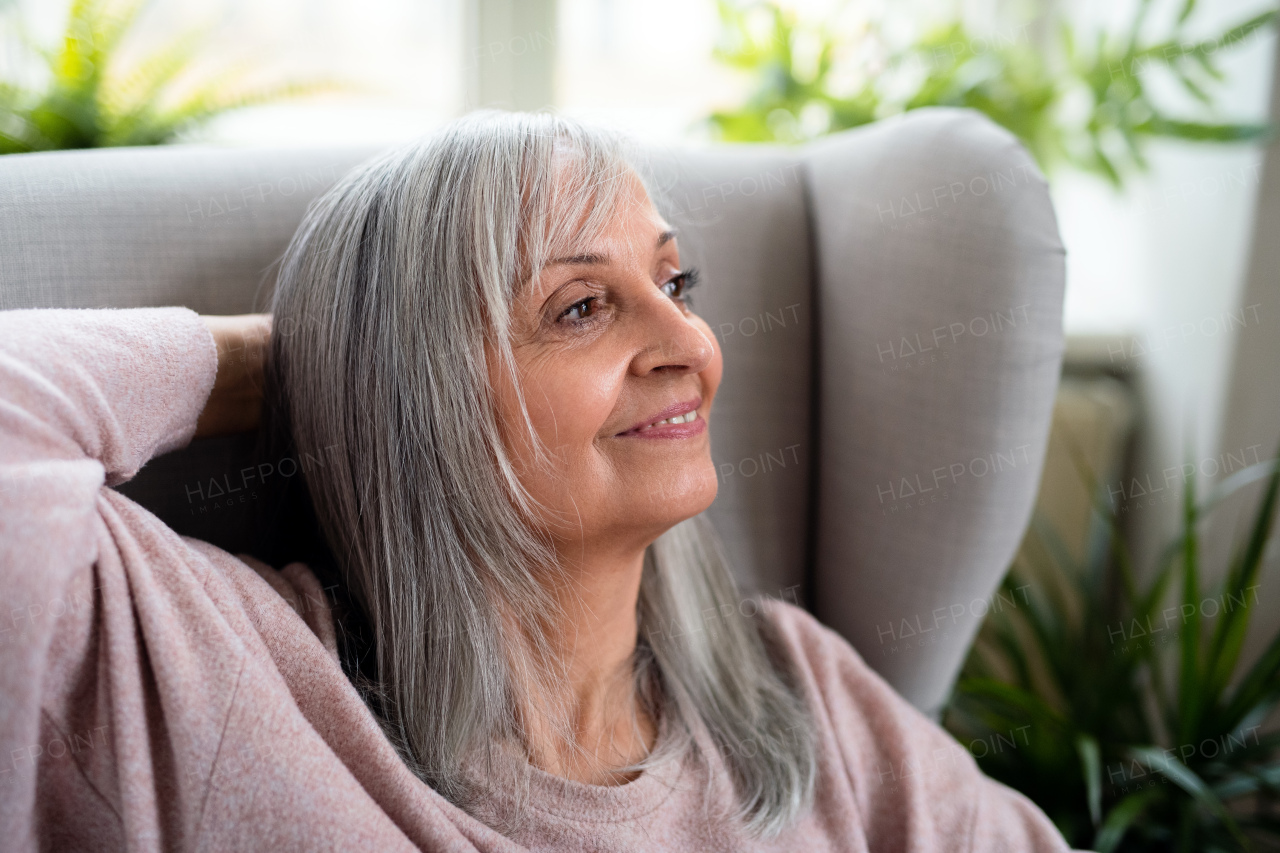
[514,123,644,298]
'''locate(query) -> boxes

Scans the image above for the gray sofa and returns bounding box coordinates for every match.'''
[0,107,1066,717]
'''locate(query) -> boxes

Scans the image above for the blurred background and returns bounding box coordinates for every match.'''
[4,0,1279,847]
[4,0,1272,563]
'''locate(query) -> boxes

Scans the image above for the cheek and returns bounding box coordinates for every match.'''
[520,349,621,458]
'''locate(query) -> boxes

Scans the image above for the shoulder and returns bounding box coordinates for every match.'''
[757,598,1074,852]
[757,597,883,695]
[756,597,930,772]
[183,537,340,660]
[758,597,856,653]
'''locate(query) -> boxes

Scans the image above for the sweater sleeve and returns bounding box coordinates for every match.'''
[0,307,217,837]
[764,601,1081,853]
[0,307,217,484]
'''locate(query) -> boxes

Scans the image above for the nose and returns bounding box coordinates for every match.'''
[628,286,715,377]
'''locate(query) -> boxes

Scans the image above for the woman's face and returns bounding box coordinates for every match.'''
[492,170,723,564]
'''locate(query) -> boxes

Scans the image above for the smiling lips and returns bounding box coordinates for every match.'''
[616,397,707,439]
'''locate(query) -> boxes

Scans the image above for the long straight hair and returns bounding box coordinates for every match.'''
[265,110,816,838]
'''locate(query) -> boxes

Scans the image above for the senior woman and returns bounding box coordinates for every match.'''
[0,112,1077,851]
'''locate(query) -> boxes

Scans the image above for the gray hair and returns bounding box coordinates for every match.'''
[266,110,816,838]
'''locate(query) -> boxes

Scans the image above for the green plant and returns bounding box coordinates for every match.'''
[943,442,1280,851]
[709,0,1276,186]
[0,0,347,154]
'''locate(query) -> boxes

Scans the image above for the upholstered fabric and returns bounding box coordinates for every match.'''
[0,108,1065,714]
[805,111,1066,714]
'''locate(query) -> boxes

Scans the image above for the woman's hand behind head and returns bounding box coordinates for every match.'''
[195,313,272,438]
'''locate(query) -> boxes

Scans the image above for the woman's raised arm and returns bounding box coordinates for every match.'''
[0,307,221,835]
[0,307,219,486]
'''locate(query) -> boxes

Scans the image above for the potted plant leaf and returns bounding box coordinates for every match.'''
[708,0,1275,186]
[944,440,1280,851]
[0,0,349,154]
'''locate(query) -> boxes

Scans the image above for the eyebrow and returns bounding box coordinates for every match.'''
[547,229,678,267]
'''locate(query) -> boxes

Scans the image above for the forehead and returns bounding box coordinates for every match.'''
[553,167,667,248]
[514,149,674,301]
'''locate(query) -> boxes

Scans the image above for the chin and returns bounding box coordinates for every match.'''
[635,457,719,530]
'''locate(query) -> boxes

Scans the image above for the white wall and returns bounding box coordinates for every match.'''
[1216,26,1280,684]
[1048,0,1275,571]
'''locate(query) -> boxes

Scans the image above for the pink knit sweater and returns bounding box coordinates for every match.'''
[0,307,1077,852]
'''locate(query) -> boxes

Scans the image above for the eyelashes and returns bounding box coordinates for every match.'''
[559,294,600,323]
[667,267,701,306]
[554,266,704,327]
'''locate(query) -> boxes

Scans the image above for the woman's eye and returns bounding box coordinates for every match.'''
[661,268,701,304]
[560,296,598,322]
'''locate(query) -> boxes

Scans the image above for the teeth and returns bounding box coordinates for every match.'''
[639,411,696,430]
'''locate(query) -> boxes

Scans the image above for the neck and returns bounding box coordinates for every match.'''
[520,541,658,784]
